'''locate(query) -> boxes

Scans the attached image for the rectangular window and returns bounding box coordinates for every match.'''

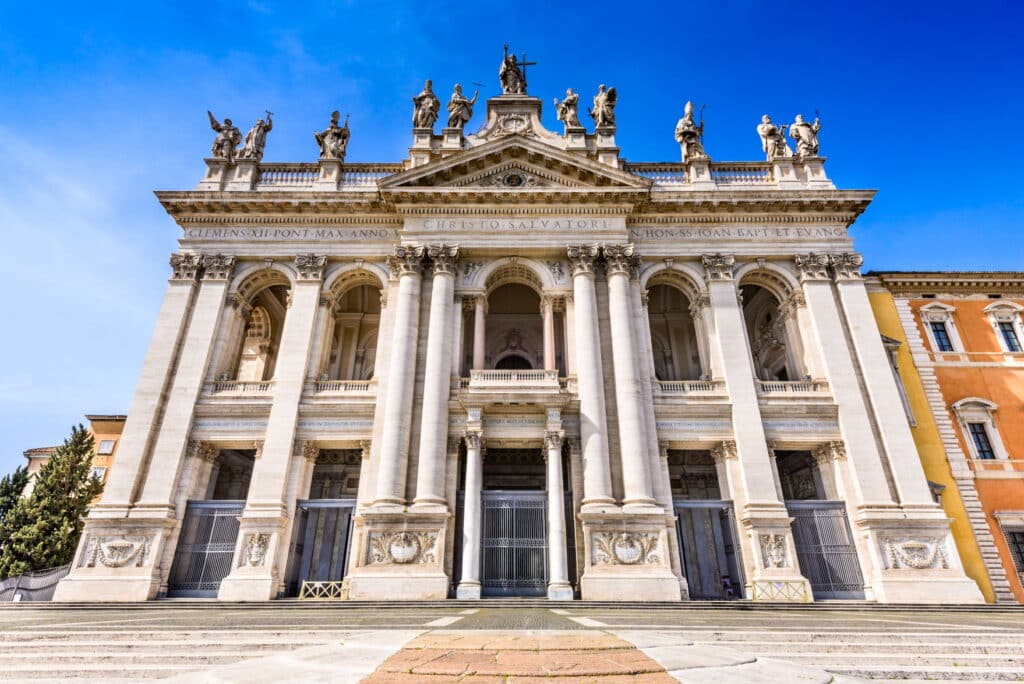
[1006,531,1024,572]
[999,322,1022,352]
[90,466,108,481]
[97,439,116,455]
[930,321,955,352]
[968,422,996,459]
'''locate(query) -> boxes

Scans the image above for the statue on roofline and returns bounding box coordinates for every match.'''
[590,84,617,128]
[412,80,441,130]
[554,88,581,131]
[446,84,479,130]
[239,111,273,162]
[757,114,793,160]
[499,43,529,94]
[314,110,350,161]
[207,111,242,162]
[674,101,707,162]
[789,113,822,158]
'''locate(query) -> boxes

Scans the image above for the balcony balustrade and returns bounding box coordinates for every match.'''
[205,380,275,394]
[755,379,830,395]
[655,379,726,395]
[313,379,375,393]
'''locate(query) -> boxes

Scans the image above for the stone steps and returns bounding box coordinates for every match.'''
[692,640,1024,655]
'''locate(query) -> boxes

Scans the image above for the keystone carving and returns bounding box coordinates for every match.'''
[427,244,460,275]
[566,244,600,277]
[83,536,151,568]
[882,537,949,570]
[243,533,271,567]
[592,532,660,566]
[368,531,438,565]
[760,534,788,568]
[200,254,236,281]
[169,253,201,281]
[701,253,735,281]
[794,253,830,281]
[830,253,864,281]
[295,254,327,280]
[387,245,426,278]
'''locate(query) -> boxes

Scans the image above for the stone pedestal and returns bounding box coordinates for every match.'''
[564,125,587,152]
[216,512,287,601]
[593,126,619,167]
[409,127,434,167]
[197,159,229,190]
[345,510,450,600]
[799,157,833,189]
[686,159,714,189]
[772,158,802,188]
[578,509,681,601]
[315,159,343,189]
[441,127,463,152]
[739,506,813,602]
[225,159,258,191]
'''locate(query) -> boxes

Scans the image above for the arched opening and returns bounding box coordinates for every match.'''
[484,283,543,370]
[232,282,289,381]
[740,284,803,382]
[647,284,702,380]
[495,353,533,370]
[323,284,381,381]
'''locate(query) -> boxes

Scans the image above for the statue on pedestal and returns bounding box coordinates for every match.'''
[239,111,273,161]
[590,84,617,128]
[207,111,242,162]
[757,114,793,160]
[789,114,821,158]
[554,88,581,129]
[412,80,441,130]
[314,111,350,161]
[674,101,707,162]
[446,84,479,130]
[499,43,530,94]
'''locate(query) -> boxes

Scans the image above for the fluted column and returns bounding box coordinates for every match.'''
[545,431,573,599]
[603,244,656,508]
[413,244,460,508]
[567,245,614,507]
[473,295,486,369]
[373,245,425,506]
[542,295,557,371]
[456,431,483,599]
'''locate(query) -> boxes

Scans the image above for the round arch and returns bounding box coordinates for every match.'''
[640,262,706,299]
[735,262,801,302]
[324,263,388,299]
[231,264,295,302]
[472,257,558,294]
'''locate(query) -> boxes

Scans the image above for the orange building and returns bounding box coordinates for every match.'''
[22,415,126,501]
[874,273,1024,603]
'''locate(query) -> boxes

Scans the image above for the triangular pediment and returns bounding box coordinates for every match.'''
[379,135,650,192]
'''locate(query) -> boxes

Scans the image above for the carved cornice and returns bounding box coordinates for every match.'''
[169,253,201,281]
[295,254,328,281]
[830,252,863,281]
[427,244,460,275]
[701,253,735,282]
[566,244,601,277]
[387,244,426,278]
[201,254,236,281]
[794,253,831,282]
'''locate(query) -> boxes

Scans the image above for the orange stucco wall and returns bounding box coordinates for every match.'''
[909,297,1024,602]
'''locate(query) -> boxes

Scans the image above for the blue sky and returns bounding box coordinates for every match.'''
[1,1,1022,473]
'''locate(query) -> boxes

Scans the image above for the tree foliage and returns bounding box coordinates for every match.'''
[0,426,103,579]
[0,465,29,528]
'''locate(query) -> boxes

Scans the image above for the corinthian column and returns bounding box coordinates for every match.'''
[542,295,557,371]
[472,295,486,369]
[567,245,614,507]
[373,245,425,506]
[413,244,460,509]
[603,244,656,508]
[545,431,573,599]
[457,431,483,599]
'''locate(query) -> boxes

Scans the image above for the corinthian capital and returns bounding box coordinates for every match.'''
[427,244,460,275]
[701,253,735,282]
[544,431,564,452]
[387,244,426,278]
[602,243,638,278]
[566,244,600,276]
[710,440,738,463]
[201,254,236,281]
[829,253,864,281]
[295,254,328,281]
[794,253,830,282]
[464,431,482,451]
[169,253,201,281]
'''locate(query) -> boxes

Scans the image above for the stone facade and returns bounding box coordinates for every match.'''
[54,69,984,603]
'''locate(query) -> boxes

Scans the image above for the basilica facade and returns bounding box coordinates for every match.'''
[54,61,985,603]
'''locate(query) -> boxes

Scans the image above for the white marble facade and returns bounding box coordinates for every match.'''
[55,88,984,604]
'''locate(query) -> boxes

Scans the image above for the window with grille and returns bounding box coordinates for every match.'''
[968,422,996,459]
[998,322,1022,352]
[930,321,954,352]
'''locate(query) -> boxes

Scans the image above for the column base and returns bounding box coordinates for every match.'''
[347,572,450,600]
[456,581,482,599]
[547,582,574,600]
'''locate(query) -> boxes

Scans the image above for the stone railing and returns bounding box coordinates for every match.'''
[971,458,1024,475]
[624,161,774,188]
[206,380,275,394]
[253,162,401,190]
[341,163,403,187]
[314,379,375,393]
[656,379,726,394]
[624,163,688,186]
[463,369,560,390]
[755,379,829,395]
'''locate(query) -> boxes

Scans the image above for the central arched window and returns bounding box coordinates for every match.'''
[323,284,381,381]
[494,353,532,370]
[646,283,702,381]
[484,283,542,370]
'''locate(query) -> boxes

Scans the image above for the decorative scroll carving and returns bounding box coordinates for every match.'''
[83,536,151,568]
[476,170,549,188]
[544,431,563,451]
[187,441,219,463]
[830,253,864,281]
[701,253,735,281]
[882,537,949,570]
[602,244,637,277]
[461,261,482,283]
[592,532,660,565]
[243,533,271,567]
[794,253,830,281]
[813,441,846,465]
[464,431,482,451]
[566,244,600,277]
[295,254,327,280]
[760,534,788,568]
[368,531,438,565]
[387,245,426,278]
[169,253,201,281]
[710,440,738,463]
[300,441,320,463]
[200,254,236,281]
[427,244,460,275]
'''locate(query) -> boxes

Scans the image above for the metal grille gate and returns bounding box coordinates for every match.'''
[290,500,355,596]
[167,501,244,597]
[674,501,743,599]
[786,500,865,599]
[481,491,547,596]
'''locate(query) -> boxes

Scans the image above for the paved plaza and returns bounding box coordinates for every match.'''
[0,603,1021,682]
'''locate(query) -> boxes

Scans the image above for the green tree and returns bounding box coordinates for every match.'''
[0,465,29,528]
[0,426,103,579]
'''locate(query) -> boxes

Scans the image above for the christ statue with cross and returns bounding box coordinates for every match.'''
[499,44,535,95]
